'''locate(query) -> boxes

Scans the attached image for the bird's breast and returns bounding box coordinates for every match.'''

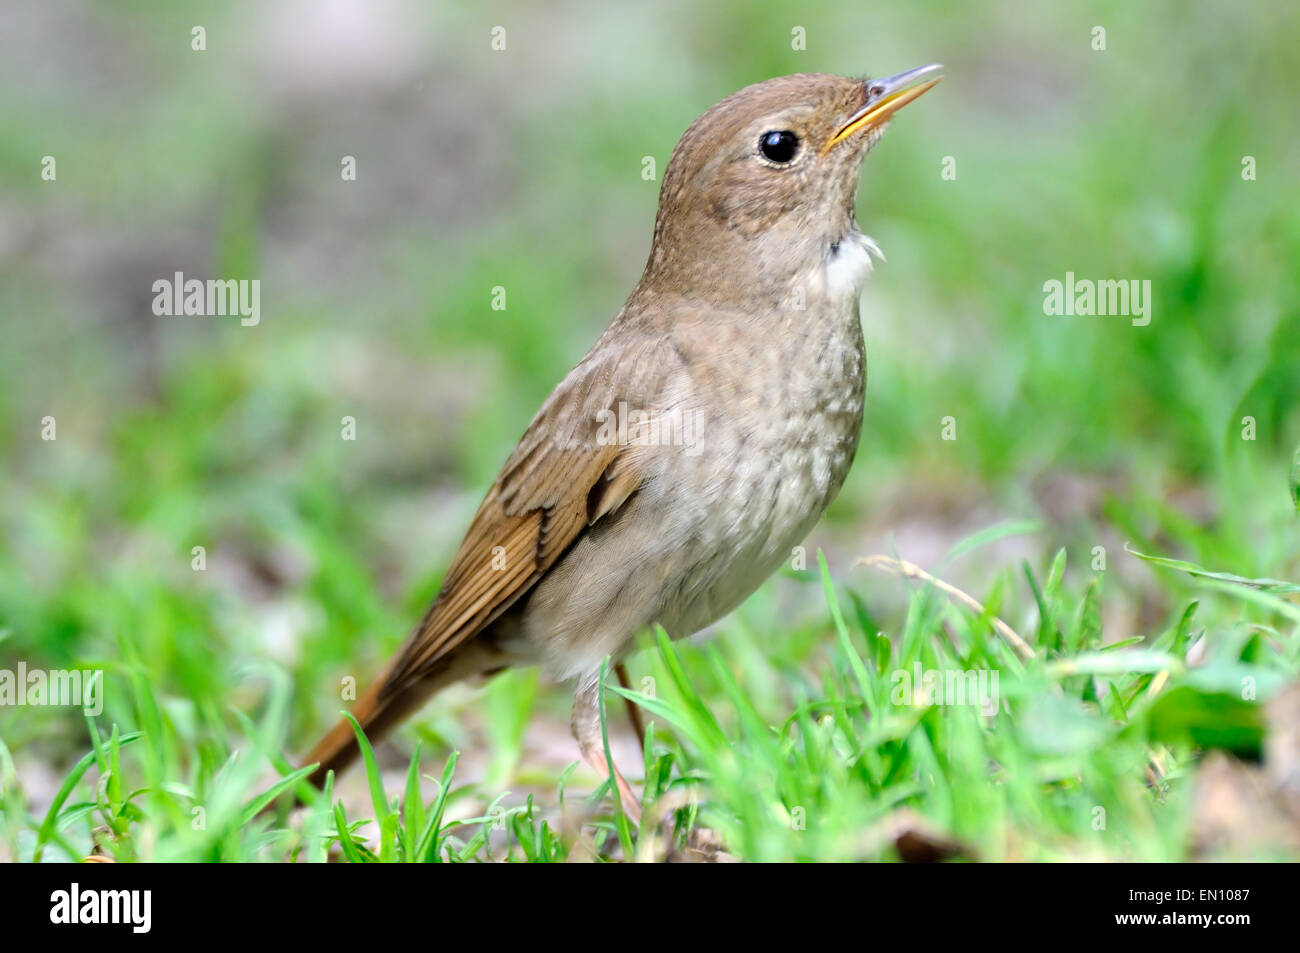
[654,293,867,633]
[518,292,868,678]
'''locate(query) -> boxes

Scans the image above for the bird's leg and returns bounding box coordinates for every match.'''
[572,670,642,824]
[613,661,647,745]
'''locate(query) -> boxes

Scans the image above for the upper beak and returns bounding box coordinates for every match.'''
[823,63,944,153]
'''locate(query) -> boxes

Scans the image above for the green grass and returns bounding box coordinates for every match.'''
[2,526,1295,862]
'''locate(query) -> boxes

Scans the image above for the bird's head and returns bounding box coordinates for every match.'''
[640,66,942,307]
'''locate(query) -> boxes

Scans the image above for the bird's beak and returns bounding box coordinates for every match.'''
[823,64,944,153]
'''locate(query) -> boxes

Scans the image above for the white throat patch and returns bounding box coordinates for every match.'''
[820,231,884,299]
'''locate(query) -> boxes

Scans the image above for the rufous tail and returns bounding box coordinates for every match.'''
[301,662,460,789]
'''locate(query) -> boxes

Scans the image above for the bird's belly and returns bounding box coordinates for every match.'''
[664,354,865,636]
[520,303,865,679]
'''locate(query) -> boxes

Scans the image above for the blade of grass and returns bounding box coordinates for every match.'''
[33,733,142,862]
[598,657,636,857]
[342,711,392,831]
[237,765,317,826]
[403,740,424,862]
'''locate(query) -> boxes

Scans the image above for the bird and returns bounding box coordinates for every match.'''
[301,65,943,821]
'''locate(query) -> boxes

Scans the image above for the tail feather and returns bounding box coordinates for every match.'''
[301,640,502,790]
[302,674,419,788]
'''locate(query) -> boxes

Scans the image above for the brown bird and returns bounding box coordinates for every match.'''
[302,65,943,820]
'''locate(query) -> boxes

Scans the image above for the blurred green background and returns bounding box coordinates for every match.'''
[0,0,1297,858]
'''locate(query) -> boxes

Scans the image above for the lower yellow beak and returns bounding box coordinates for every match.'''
[823,64,943,154]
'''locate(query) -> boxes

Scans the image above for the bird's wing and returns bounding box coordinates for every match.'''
[379,331,672,697]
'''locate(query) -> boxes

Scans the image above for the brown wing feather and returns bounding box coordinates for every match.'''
[378,333,672,698]
[297,330,692,788]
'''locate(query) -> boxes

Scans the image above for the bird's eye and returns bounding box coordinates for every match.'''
[758,130,801,164]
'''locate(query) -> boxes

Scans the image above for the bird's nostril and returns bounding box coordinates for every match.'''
[868,83,886,99]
